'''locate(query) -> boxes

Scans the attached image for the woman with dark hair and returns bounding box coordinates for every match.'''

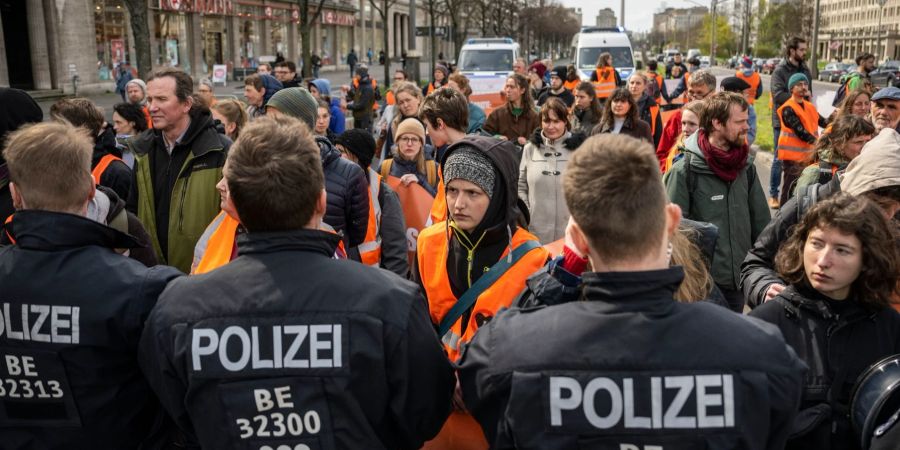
[750,193,900,450]
[572,81,602,135]
[484,73,541,148]
[591,87,652,143]
[589,52,622,102]
[794,114,875,196]
[112,103,148,169]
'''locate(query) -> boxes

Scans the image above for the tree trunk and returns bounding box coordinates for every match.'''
[300,23,312,78]
[429,7,436,70]
[123,0,152,79]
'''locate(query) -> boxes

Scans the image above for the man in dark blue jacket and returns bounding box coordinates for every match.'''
[139,115,454,449]
[0,122,181,448]
[458,134,806,450]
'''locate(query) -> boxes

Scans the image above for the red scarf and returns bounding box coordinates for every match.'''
[696,129,749,182]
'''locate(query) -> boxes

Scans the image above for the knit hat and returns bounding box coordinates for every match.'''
[720,76,751,93]
[198,77,214,90]
[266,87,318,129]
[434,64,450,80]
[334,129,376,168]
[393,117,426,143]
[356,64,369,77]
[443,146,496,199]
[528,62,547,79]
[741,56,753,68]
[787,73,809,90]
[550,65,567,79]
[125,79,147,103]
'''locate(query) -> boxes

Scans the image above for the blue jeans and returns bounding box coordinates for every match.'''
[769,127,782,198]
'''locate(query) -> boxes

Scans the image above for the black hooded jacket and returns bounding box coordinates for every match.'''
[93,124,133,201]
[317,136,370,249]
[0,210,182,449]
[0,88,43,221]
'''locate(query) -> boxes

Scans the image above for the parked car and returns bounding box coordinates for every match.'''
[819,62,853,83]
[700,56,711,69]
[870,60,900,88]
[762,58,781,74]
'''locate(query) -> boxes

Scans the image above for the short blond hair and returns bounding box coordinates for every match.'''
[3,122,94,213]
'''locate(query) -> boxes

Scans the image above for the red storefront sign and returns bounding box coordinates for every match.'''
[158,0,235,15]
[320,10,356,26]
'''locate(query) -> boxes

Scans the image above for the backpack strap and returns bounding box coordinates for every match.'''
[380,159,393,180]
[438,240,542,337]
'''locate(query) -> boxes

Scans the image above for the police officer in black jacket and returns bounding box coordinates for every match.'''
[458,134,807,450]
[0,122,182,449]
[139,115,454,449]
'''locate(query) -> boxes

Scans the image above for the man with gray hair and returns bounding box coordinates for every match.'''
[656,69,718,170]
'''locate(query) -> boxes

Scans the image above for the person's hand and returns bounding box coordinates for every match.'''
[517,136,528,146]
[764,283,785,302]
[400,174,418,186]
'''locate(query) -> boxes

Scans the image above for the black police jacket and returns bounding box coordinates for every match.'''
[458,267,807,450]
[749,285,900,450]
[139,228,454,449]
[0,210,182,449]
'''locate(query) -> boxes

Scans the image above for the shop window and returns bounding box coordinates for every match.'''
[94,0,129,81]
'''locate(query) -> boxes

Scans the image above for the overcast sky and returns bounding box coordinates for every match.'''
[560,0,708,32]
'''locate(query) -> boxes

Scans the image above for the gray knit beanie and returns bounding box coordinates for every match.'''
[266,87,318,129]
[443,147,496,198]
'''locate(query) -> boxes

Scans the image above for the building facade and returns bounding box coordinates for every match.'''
[0,0,447,92]
[596,8,616,28]
[652,6,708,50]
[817,0,899,62]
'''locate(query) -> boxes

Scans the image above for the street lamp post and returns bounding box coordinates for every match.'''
[811,0,821,79]
[877,0,887,63]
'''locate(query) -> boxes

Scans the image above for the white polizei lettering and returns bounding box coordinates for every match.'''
[696,374,724,427]
[219,326,251,372]
[664,376,696,428]
[283,325,309,369]
[549,376,582,426]
[623,378,651,429]
[192,329,219,371]
[272,326,283,368]
[723,374,735,427]
[50,306,71,344]
[20,305,30,340]
[650,376,663,429]
[332,324,342,368]
[251,327,274,369]
[29,305,51,343]
[310,325,334,368]
[4,304,23,340]
[71,306,80,344]
[583,377,623,429]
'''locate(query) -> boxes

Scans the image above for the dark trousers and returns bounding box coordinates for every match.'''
[779,160,803,206]
[769,128,782,198]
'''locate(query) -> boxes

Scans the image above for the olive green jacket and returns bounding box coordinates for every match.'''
[664,132,771,290]
[128,118,228,273]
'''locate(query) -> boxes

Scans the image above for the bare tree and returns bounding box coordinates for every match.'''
[287,0,328,78]
[370,0,401,87]
[121,0,152,79]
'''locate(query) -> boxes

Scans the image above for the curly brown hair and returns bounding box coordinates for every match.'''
[804,114,874,166]
[775,193,898,309]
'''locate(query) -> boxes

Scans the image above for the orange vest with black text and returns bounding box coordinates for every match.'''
[777,97,820,162]
[416,223,548,362]
[594,67,617,99]
[359,168,382,266]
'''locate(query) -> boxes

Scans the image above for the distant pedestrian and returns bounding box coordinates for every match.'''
[347,65,376,131]
[311,52,322,78]
[379,49,385,65]
[347,48,359,78]
[367,47,374,65]
[115,61,133,102]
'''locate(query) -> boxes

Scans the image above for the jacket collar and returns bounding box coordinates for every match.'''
[580,266,684,313]
[237,228,341,257]
[4,209,140,250]
[778,284,874,322]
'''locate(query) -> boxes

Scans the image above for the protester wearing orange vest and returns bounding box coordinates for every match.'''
[335,129,409,276]
[589,52,621,102]
[416,136,549,450]
[423,64,450,97]
[627,71,663,147]
[736,56,763,104]
[777,73,828,204]
[563,64,580,92]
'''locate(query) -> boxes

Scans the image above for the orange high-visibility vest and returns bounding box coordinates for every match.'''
[386,90,396,106]
[777,97,820,162]
[563,79,579,91]
[594,67,617,99]
[353,77,380,111]
[416,224,548,362]
[681,71,692,103]
[142,106,153,129]
[91,154,124,184]
[429,168,447,224]
[649,104,660,138]
[359,168,382,266]
[735,70,761,105]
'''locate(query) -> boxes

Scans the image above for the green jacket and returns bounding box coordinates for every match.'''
[664,132,771,290]
[794,146,850,198]
[128,114,229,273]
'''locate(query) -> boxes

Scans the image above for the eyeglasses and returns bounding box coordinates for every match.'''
[398,136,421,145]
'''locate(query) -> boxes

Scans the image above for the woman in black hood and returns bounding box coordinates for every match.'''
[0,88,44,221]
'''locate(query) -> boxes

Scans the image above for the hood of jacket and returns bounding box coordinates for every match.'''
[741,68,756,77]
[842,128,900,196]
[4,209,140,250]
[817,145,851,167]
[93,124,122,163]
[316,135,341,168]
[0,88,43,165]
[260,74,283,105]
[310,78,332,97]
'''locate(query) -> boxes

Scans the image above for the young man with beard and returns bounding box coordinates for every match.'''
[769,37,811,209]
[538,66,575,108]
[664,91,770,312]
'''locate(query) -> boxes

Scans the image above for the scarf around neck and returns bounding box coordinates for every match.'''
[696,129,749,182]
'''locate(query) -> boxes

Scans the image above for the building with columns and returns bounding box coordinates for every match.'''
[596,8,617,28]
[817,0,899,63]
[0,0,455,92]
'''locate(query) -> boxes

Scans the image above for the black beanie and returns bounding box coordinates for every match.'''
[334,129,376,169]
[0,88,43,164]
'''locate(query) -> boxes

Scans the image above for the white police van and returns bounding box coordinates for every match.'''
[573,27,635,82]
[457,37,520,114]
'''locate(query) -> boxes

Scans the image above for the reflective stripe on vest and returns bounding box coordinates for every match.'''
[193,211,239,275]
[416,224,549,361]
[594,67,617,98]
[359,168,382,266]
[777,97,819,161]
[735,70,761,105]
[91,154,123,184]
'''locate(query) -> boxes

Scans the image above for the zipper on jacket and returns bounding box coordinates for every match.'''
[177,173,191,232]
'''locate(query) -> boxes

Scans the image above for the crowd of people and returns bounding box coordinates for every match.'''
[1,35,899,450]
